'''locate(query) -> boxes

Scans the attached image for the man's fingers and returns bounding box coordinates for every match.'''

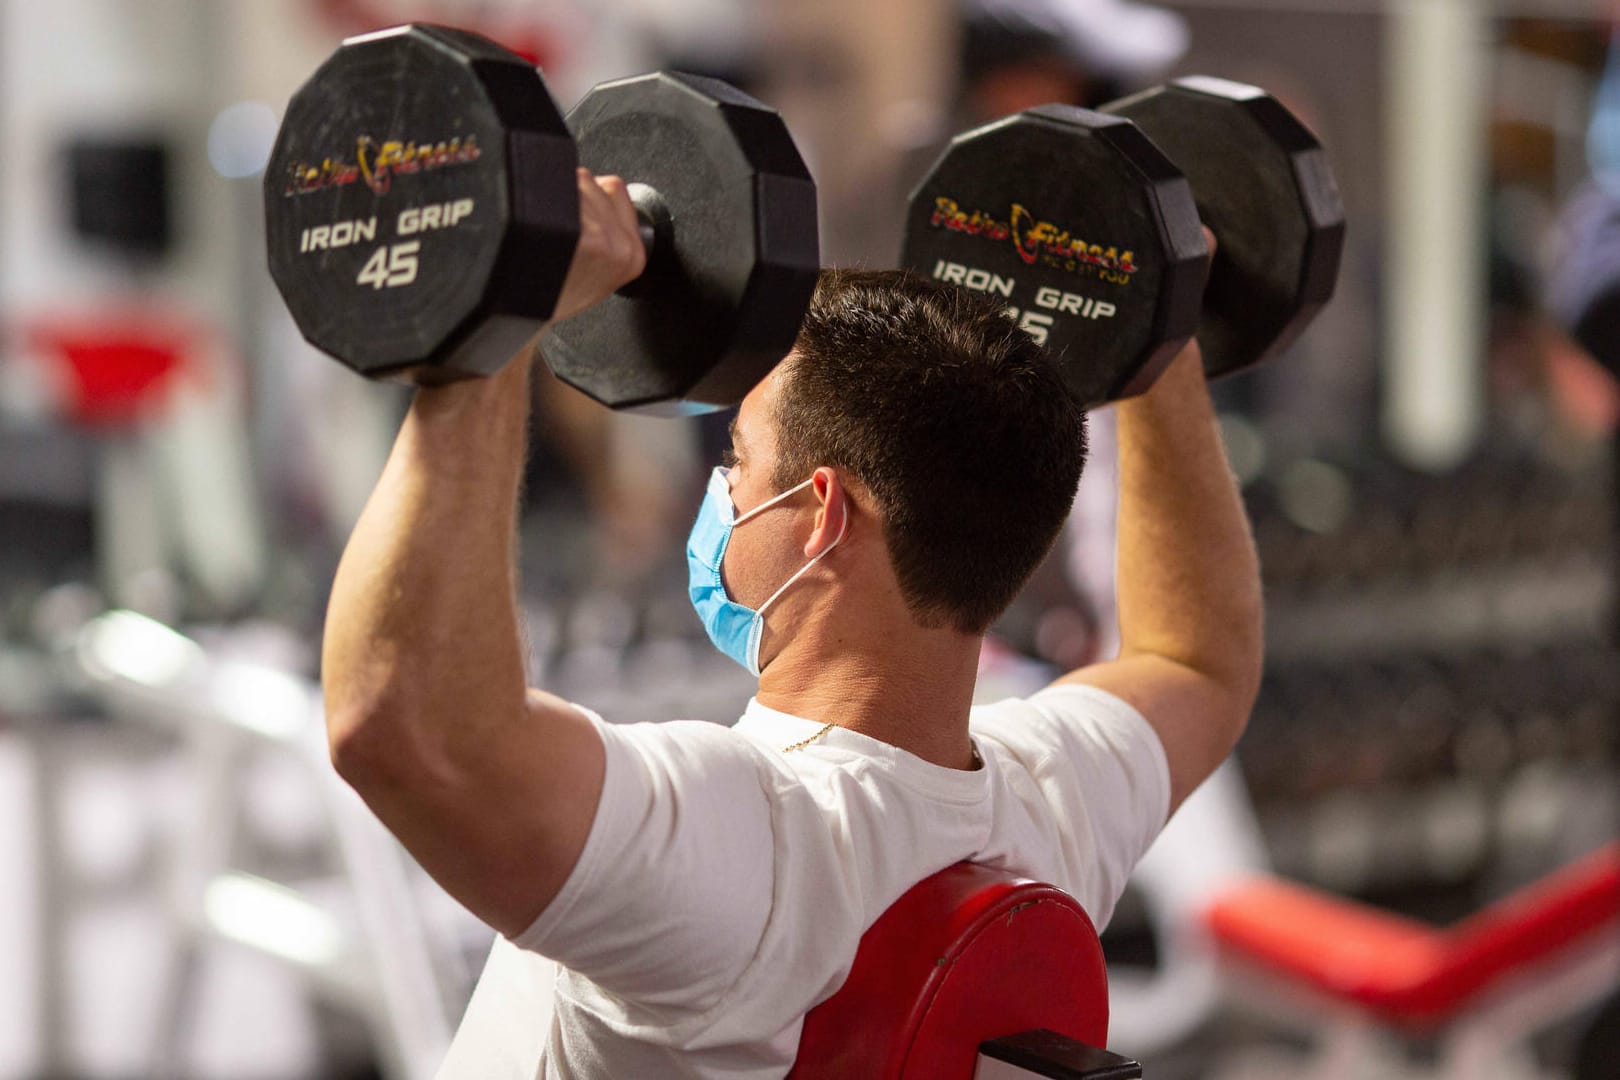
[595,174,640,237]
[576,168,610,232]
[549,168,647,323]
[597,174,647,278]
[578,169,646,281]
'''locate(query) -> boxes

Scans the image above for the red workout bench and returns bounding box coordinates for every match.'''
[1205,843,1620,1079]
[25,315,197,426]
[791,862,1142,1079]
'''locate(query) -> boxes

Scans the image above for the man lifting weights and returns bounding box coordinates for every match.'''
[320,165,1262,1076]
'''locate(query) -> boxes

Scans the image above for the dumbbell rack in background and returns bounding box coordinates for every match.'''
[1088,436,1619,1078]
[1237,442,1618,906]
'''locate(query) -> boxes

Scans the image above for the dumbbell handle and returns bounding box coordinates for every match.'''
[610,182,671,298]
[626,182,669,261]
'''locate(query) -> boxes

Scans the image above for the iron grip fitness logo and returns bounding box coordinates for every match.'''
[283,132,485,294]
[928,197,1138,283]
[282,134,482,198]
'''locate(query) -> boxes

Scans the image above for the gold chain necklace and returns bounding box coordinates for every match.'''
[782,722,983,769]
[782,721,837,754]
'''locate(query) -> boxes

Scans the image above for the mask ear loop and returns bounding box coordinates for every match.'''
[746,499,851,677]
[754,492,850,619]
[732,475,814,527]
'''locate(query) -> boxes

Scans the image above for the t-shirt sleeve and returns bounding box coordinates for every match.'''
[508,712,776,1022]
[974,683,1171,928]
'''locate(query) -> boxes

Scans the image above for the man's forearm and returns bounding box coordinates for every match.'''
[1112,345,1263,700]
[321,357,535,774]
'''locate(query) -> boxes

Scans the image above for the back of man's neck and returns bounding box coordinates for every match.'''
[755,639,982,770]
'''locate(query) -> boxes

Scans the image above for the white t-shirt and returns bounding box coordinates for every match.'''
[436,683,1170,1080]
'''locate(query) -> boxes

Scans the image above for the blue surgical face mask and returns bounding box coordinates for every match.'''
[686,466,846,676]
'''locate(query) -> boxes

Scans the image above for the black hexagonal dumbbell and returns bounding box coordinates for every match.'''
[543,72,820,414]
[1101,76,1346,383]
[900,107,1209,409]
[265,24,819,414]
[900,77,1345,408]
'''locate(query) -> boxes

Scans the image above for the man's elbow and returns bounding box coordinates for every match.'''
[1234,608,1265,700]
[1193,603,1262,750]
[325,693,436,793]
[328,703,381,783]
[1221,608,1264,744]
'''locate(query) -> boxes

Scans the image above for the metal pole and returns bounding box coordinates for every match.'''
[1382,0,1491,471]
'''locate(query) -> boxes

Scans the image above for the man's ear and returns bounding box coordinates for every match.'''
[807,466,849,557]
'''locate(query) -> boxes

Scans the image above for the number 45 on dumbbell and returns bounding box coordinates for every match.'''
[264,23,820,414]
[903,76,1346,409]
[268,24,1346,417]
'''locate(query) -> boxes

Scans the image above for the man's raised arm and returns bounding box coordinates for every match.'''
[320,171,646,936]
[1057,336,1264,815]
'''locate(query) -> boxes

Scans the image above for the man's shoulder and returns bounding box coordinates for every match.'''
[970,681,1146,735]
[593,714,782,776]
[971,682,1167,783]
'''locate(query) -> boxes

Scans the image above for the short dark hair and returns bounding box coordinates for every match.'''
[772,268,1087,634]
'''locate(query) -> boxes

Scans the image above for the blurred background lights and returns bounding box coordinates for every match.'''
[204,872,345,969]
[1277,458,1354,535]
[1217,412,1268,487]
[207,101,279,179]
[209,662,315,741]
[77,609,202,689]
